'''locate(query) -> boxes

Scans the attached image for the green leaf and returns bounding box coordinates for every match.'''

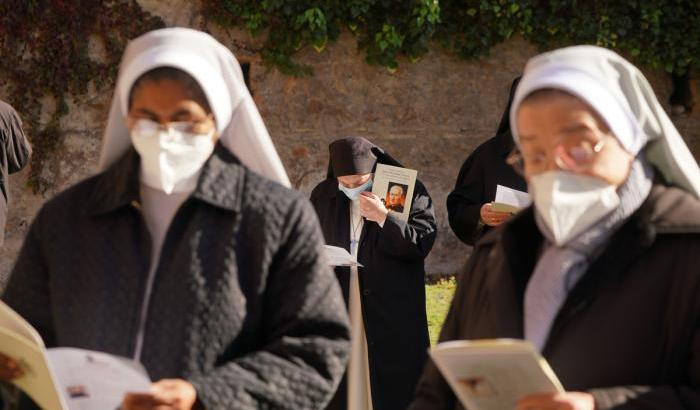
[313,39,327,53]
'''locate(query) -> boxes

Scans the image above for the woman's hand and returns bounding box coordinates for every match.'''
[123,379,198,410]
[480,203,512,227]
[0,353,22,381]
[359,192,389,224]
[516,392,595,410]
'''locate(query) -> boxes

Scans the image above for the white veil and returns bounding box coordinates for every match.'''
[510,45,700,198]
[98,27,290,187]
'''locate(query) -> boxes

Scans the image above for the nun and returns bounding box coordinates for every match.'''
[1,28,350,409]
[446,77,527,246]
[410,45,700,409]
[310,137,437,410]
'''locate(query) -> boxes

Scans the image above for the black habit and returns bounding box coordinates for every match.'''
[446,78,526,246]
[310,145,437,410]
[411,184,700,409]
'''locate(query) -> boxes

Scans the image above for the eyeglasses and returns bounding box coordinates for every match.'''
[130,117,214,137]
[507,135,609,176]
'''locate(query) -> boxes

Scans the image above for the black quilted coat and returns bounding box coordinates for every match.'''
[2,144,351,409]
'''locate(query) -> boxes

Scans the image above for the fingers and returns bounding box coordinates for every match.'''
[123,392,174,410]
[0,355,23,381]
[480,203,495,225]
[481,207,512,226]
[516,392,594,410]
[149,379,198,410]
[359,193,388,222]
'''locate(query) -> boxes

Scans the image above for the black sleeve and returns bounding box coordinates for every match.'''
[309,183,323,214]
[376,180,437,262]
[587,317,700,409]
[189,197,351,410]
[2,109,32,174]
[408,244,491,410]
[589,384,700,409]
[446,149,487,246]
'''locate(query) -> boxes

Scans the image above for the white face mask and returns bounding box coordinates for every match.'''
[530,171,620,246]
[130,119,216,194]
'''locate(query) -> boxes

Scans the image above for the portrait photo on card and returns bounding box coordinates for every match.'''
[371,163,417,222]
[385,182,408,213]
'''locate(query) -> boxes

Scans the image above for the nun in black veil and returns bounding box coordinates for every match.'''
[447,77,527,246]
[310,137,437,410]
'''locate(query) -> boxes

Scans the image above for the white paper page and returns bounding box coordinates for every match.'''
[47,348,151,410]
[324,245,362,267]
[495,185,531,209]
[430,340,562,410]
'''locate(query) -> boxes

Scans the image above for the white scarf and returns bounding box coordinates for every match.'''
[509,45,700,350]
[524,158,652,351]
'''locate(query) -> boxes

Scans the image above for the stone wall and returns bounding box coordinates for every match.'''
[1,1,699,283]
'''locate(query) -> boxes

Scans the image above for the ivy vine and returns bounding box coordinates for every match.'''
[0,0,163,193]
[204,0,699,76]
[1,1,697,192]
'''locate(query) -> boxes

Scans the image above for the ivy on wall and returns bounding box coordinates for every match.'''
[0,0,163,192]
[0,1,697,192]
[204,0,699,76]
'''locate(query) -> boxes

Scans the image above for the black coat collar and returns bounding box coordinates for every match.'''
[88,142,245,215]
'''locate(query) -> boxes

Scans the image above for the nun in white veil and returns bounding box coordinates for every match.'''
[410,45,700,410]
[2,28,350,410]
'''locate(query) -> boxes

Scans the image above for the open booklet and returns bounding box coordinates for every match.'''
[371,163,418,222]
[429,339,563,410]
[491,185,531,214]
[324,245,362,267]
[0,300,151,410]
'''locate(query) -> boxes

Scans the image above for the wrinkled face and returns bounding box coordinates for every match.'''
[388,185,404,205]
[516,91,633,186]
[127,78,216,141]
[338,173,372,188]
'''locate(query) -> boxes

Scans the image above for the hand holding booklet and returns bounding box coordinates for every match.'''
[0,300,151,410]
[429,339,563,410]
[492,185,531,214]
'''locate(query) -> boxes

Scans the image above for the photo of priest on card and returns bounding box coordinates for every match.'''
[385,182,408,213]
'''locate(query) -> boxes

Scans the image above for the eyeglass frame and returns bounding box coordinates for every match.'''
[506,137,608,177]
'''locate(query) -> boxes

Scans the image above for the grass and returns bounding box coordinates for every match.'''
[425,277,457,346]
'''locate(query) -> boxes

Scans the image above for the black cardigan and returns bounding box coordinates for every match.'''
[3,144,351,409]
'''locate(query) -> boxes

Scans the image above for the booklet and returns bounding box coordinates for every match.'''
[372,163,418,222]
[492,185,531,214]
[324,245,362,267]
[429,339,563,410]
[0,301,151,410]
